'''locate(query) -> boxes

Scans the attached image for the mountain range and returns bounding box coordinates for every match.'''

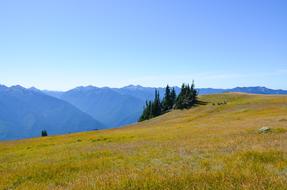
[1,84,286,140]
[198,86,287,95]
[44,85,181,128]
[0,85,105,140]
[45,85,287,127]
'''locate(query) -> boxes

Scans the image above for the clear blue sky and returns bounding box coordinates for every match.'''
[0,0,286,90]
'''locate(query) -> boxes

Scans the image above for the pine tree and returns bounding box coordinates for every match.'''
[190,81,198,104]
[139,83,197,122]
[152,90,161,117]
[170,87,177,107]
[41,130,48,137]
[139,101,152,121]
[139,90,161,121]
[162,85,173,112]
[175,84,185,109]
[149,101,153,118]
[139,101,147,121]
[175,82,198,109]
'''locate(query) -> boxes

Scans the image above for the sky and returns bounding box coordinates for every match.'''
[0,0,286,90]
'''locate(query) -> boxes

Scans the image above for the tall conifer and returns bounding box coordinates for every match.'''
[171,87,177,107]
[162,85,173,111]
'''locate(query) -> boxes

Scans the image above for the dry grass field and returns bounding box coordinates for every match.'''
[0,93,287,190]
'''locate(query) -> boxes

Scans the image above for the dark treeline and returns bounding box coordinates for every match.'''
[41,130,48,137]
[139,82,198,122]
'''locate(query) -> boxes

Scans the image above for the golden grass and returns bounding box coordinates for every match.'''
[0,93,287,190]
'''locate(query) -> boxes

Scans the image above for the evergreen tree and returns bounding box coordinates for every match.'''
[139,101,147,121]
[152,90,161,116]
[162,85,173,112]
[139,101,152,121]
[170,87,177,107]
[175,84,185,109]
[41,130,48,137]
[147,101,153,119]
[139,90,162,121]
[175,82,198,109]
[190,81,198,104]
[139,82,197,122]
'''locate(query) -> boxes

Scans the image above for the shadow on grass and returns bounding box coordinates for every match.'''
[194,100,208,106]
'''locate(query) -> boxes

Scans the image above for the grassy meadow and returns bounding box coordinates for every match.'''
[0,93,287,190]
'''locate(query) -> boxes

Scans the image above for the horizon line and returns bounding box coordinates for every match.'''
[1,83,287,92]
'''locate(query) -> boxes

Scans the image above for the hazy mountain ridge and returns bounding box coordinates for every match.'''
[198,86,287,95]
[44,85,181,128]
[59,86,146,128]
[1,84,286,140]
[0,85,105,140]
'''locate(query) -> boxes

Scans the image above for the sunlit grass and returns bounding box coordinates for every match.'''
[0,93,287,189]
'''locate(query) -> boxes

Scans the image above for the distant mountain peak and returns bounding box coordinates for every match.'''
[122,85,145,90]
[29,87,42,92]
[73,85,99,91]
[233,86,267,89]
[0,84,7,90]
[10,85,26,90]
[0,86,105,140]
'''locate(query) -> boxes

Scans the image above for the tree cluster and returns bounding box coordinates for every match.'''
[174,83,198,109]
[41,130,48,137]
[139,82,198,122]
[139,90,162,121]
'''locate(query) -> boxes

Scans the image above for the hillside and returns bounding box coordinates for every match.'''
[0,93,287,189]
